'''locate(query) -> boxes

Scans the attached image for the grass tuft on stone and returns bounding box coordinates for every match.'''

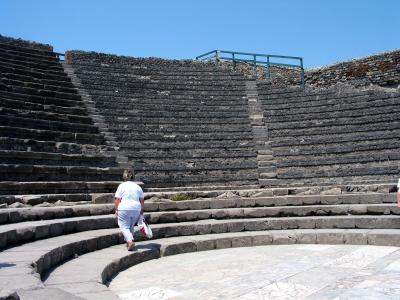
[171,193,193,201]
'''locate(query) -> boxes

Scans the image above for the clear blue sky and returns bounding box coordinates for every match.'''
[0,0,399,68]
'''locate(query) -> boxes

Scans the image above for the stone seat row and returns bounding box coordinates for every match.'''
[0,136,110,154]
[2,213,400,298]
[1,69,76,90]
[0,106,92,125]
[267,112,400,131]
[0,180,120,196]
[0,164,122,181]
[1,115,100,134]
[91,94,249,106]
[1,192,395,224]
[1,206,399,251]
[0,97,88,116]
[0,52,64,72]
[0,82,82,101]
[0,89,87,108]
[270,128,398,147]
[266,98,399,122]
[0,40,58,58]
[275,149,400,168]
[76,83,248,97]
[1,77,78,94]
[0,150,118,167]
[268,121,399,138]
[0,61,75,84]
[78,77,247,89]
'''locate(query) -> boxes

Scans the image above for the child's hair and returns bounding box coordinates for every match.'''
[122,169,134,181]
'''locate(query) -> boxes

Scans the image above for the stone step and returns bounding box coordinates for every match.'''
[0,38,56,56]
[132,160,257,172]
[4,225,400,299]
[0,164,122,181]
[272,139,400,157]
[276,150,400,168]
[259,90,371,106]
[1,70,76,89]
[0,136,108,154]
[0,61,72,83]
[127,148,256,159]
[0,45,60,62]
[267,113,400,131]
[100,103,248,113]
[135,171,259,188]
[113,131,253,142]
[266,97,400,119]
[2,193,397,225]
[0,54,64,73]
[100,109,249,119]
[268,174,398,187]
[270,128,400,147]
[259,172,277,179]
[104,116,251,125]
[0,150,118,167]
[0,126,105,145]
[2,193,395,223]
[277,161,400,180]
[0,82,82,101]
[269,121,400,138]
[0,89,85,107]
[0,106,93,125]
[121,139,255,150]
[1,115,100,134]
[0,181,121,195]
[1,212,400,251]
[0,96,88,116]
[91,94,248,106]
[257,154,274,161]
[1,77,79,95]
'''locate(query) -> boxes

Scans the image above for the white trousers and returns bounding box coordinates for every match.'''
[117,209,141,242]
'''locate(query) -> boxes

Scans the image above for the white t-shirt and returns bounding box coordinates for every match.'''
[115,181,144,211]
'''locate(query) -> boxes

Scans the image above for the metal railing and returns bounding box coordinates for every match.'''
[55,52,65,61]
[196,50,304,86]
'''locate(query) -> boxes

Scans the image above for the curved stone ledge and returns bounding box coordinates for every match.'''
[45,229,400,299]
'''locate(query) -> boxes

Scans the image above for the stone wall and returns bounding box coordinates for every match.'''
[305,49,400,87]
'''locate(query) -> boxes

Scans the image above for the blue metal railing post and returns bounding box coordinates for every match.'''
[300,58,305,87]
[266,56,271,80]
[215,50,220,66]
[232,53,236,71]
[253,55,257,78]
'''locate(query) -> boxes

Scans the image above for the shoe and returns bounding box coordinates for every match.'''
[127,241,135,251]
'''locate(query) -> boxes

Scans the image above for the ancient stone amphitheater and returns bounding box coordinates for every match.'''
[0,34,399,299]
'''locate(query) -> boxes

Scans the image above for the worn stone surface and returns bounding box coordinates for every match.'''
[110,244,400,300]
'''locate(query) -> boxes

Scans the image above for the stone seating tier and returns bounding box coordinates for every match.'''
[67,50,260,188]
[0,36,123,197]
[257,83,400,186]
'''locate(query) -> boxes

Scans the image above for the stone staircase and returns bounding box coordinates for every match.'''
[0,35,124,202]
[245,80,277,187]
[65,51,260,189]
[257,83,400,187]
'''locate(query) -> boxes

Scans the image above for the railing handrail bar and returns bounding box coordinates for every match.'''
[219,57,303,68]
[195,50,217,60]
[217,50,302,60]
